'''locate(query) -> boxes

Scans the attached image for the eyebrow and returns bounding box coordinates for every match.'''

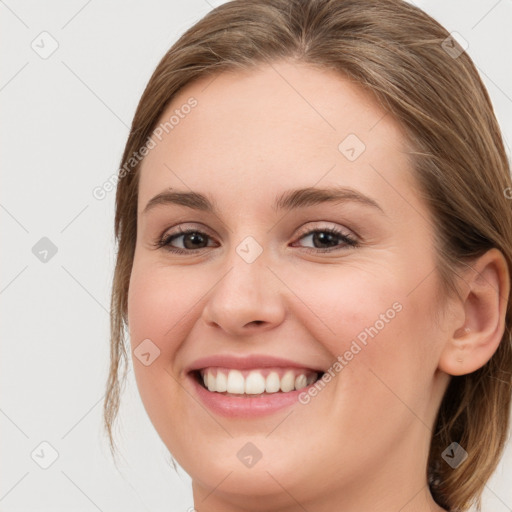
[142,186,384,216]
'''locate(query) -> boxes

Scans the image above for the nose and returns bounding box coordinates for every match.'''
[200,248,286,336]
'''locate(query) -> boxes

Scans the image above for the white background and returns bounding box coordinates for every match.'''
[1,1,511,511]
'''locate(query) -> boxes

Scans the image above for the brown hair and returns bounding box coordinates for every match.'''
[103,1,512,510]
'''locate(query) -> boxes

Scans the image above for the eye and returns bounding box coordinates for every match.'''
[292,226,358,253]
[154,227,217,254]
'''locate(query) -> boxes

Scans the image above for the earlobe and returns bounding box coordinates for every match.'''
[438,248,510,377]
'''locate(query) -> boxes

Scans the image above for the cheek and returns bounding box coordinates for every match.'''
[280,263,405,355]
[288,263,439,407]
[127,261,205,353]
[126,261,191,401]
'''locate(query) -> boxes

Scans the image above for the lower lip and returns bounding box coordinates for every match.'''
[189,373,313,418]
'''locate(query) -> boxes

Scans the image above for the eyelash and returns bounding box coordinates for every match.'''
[152,225,359,255]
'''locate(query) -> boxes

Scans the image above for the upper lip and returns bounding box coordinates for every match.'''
[186,354,325,373]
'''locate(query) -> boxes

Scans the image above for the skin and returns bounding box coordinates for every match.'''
[127,60,509,512]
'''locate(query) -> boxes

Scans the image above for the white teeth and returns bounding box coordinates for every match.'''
[207,374,216,392]
[226,369,245,394]
[201,368,319,395]
[295,374,308,390]
[245,372,266,394]
[216,371,227,392]
[265,372,281,393]
[280,371,295,392]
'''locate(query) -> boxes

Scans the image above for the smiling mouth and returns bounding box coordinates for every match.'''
[191,367,325,397]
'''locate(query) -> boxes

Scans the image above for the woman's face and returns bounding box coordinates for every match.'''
[128,61,452,510]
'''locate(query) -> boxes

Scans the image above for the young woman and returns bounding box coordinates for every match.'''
[103,1,512,510]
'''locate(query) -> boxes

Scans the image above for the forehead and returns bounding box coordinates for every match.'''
[138,61,416,218]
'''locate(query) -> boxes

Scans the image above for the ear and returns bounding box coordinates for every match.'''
[438,248,510,376]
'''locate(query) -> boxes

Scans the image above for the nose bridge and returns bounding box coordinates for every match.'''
[201,234,285,333]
